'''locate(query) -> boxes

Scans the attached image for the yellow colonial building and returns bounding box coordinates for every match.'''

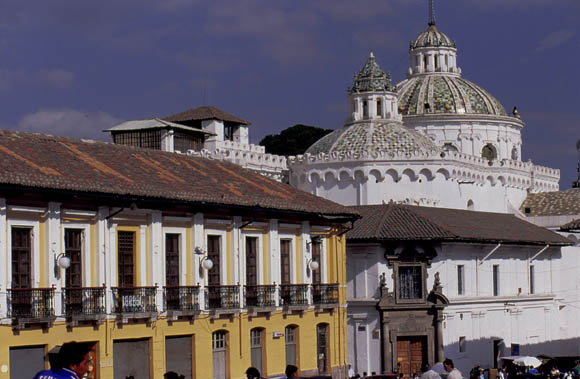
[0,130,357,378]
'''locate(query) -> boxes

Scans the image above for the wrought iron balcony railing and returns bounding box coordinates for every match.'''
[111,287,157,314]
[62,287,106,317]
[280,284,309,306]
[244,285,277,308]
[164,286,200,313]
[205,285,240,310]
[312,283,339,305]
[8,288,55,320]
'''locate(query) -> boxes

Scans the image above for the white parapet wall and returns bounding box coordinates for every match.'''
[288,151,560,212]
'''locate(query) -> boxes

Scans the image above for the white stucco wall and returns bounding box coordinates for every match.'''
[346,241,580,376]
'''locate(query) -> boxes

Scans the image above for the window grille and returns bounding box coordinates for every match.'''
[398,266,422,300]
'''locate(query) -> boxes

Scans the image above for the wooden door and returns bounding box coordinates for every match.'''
[397,336,427,377]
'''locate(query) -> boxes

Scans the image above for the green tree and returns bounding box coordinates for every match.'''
[259,124,333,156]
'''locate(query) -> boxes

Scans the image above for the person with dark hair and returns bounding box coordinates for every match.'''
[285,364,299,378]
[245,366,263,379]
[444,359,462,379]
[34,341,94,379]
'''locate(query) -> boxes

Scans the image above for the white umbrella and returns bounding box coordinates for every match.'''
[513,356,542,368]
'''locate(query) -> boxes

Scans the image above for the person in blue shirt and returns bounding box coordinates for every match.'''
[33,341,94,379]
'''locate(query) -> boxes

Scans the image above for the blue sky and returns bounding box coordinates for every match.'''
[1,0,579,187]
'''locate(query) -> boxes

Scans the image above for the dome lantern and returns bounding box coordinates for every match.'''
[347,52,401,123]
[407,0,460,77]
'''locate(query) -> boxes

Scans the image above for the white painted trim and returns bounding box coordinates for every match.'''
[163,226,187,286]
[61,209,97,218]
[7,219,40,288]
[0,199,6,318]
[139,225,147,286]
[7,206,45,214]
[205,219,233,226]
[320,236,328,283]
[268,220,279,284]
[109,224,117,287]
[193,213,204,285]
[62,223,91,287]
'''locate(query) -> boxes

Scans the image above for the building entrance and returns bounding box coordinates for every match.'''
[396,336,427,376]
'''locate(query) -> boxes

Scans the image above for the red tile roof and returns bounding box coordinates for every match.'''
[164,105,251,125]
[348,204,571,246]
[520,189,580,217]
[0,130,355,217]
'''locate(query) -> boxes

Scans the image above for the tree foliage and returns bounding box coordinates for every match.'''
[259,124,333,156]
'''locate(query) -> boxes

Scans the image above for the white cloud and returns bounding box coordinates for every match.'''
[0,68,74,91]
[14,108,123,141]
[536,29,575,52]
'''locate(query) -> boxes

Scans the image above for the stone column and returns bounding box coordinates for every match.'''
[382,316,392,374]
[435,311,445,363]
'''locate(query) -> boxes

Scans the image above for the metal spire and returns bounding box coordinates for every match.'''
[428,0,436,26]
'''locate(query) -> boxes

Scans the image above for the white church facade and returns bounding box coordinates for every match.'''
[287,5,580,378]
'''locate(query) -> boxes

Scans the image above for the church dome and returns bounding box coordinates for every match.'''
[397,75,508,116]
[305,121,440,156]
[411,24,456,49]
[349,52,394,93]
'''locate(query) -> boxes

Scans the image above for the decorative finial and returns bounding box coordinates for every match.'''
[428,0,436,26]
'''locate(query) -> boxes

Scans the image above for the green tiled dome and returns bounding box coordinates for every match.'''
[348,53,394,93]
[305,122,440,156]
[411,24,456,49]
[397,75,508,116]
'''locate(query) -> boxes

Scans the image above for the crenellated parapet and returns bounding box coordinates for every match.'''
[289,151,559,193]
[188,147,288,182]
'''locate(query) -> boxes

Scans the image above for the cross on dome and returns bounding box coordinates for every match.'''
[428,0,436,26]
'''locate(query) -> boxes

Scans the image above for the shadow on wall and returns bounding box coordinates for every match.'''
[444,336,580,375]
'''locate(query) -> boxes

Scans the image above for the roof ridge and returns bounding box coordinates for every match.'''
[402,205,457,238]
[374,203,395,237]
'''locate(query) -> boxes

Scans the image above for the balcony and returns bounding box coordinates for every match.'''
[62,287,106,325]
[8,288,56,329]
[205,285,240,316]
[280,284,309,313]
[164,286,201,320]
[111,286,157,323]
[312,283,339,312]
[245,285,277,315]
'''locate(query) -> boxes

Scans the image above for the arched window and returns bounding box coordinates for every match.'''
[511,146,518,160]
[435,55,439,70]
[377,99,382,117]
[363,101,368,118]
[285,325,298,367]
[442,143,458,153]
[467,200,474,210]
[316,323,329,374]
[250,328,264,374]
[482,144,497,161]
[212,331,228,379]
[423,56,428,70]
